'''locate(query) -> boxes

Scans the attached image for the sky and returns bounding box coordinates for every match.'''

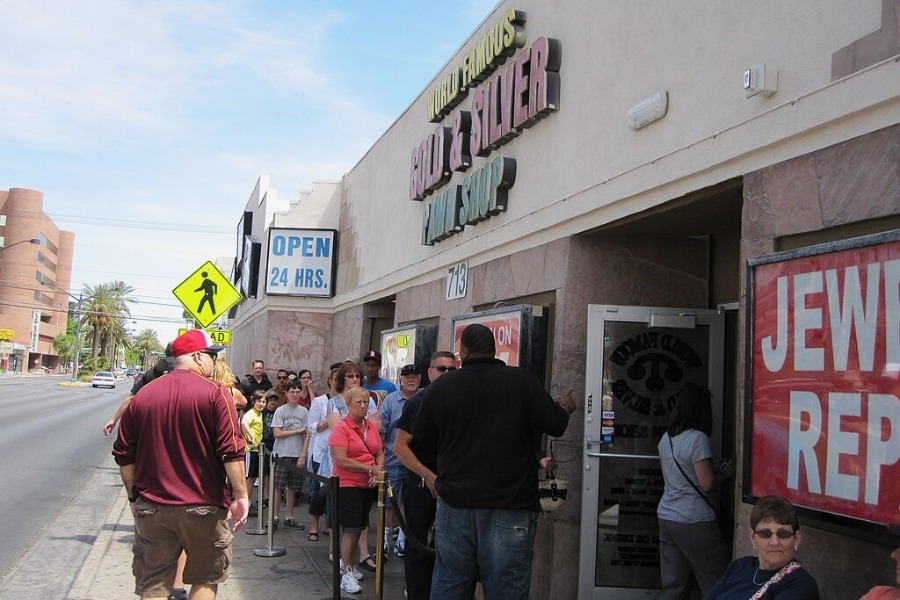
[0,0,497,348]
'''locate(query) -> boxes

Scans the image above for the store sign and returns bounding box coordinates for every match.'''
[265,228,337,298]
[30,310,39,352]
[452,310,522,366]
[749,233,900,525]
[411,10,561,245]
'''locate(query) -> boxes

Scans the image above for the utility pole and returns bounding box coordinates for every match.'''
[72,293,83,382]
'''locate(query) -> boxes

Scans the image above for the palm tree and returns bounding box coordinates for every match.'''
[81,281,136,359]
[132,329,163,370]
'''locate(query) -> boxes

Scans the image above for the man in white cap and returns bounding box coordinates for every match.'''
[113,329,248,600]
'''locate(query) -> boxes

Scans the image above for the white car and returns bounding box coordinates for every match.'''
[91,371,116,389]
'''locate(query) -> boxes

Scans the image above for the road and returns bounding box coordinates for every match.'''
[0,375,125,583]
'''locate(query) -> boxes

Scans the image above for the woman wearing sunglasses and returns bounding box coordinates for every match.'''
[704,495,819,599]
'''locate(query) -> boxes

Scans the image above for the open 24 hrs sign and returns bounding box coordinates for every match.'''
[266,228,337,298]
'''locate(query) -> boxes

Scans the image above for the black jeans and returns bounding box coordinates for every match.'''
[402,472,436,600]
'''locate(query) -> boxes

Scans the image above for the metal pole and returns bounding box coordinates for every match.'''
[244,447,267,536]
[375,470,386,600]
[71,293,82,382]
[254,450,285,557]
[330,475,341,599]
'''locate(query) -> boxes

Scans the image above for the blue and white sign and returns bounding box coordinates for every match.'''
[265,227,337,297]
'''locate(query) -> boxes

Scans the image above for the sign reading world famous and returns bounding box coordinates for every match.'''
[173,261,242,328]
[266,228,337,297]
[749,232,900,526]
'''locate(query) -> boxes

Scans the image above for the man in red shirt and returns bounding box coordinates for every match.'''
[113,329,248,600]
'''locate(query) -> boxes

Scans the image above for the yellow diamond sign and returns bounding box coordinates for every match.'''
[173,261,242,328]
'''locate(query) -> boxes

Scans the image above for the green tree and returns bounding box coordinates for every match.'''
[52,331,74,365]
[80,281,135,360]
[132,328,163,370]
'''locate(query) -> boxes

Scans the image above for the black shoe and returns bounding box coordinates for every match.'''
[168,589,188,600]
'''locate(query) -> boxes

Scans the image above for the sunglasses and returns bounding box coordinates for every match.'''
[753,528,795,539]
[345,373,361,379]
[277,375,288,380]
[432,366,457,372]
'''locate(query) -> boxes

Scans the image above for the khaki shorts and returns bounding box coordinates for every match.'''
[132,498,233,598]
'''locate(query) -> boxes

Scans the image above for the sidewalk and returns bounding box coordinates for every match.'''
[2,454,409,599]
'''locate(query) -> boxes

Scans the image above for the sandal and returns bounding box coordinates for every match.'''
[358,555,377,572]
[307,532,318,542]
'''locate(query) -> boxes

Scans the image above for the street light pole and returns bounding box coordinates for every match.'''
[0,238,41,253]
[40,282,86,382]
[72,293,83,382]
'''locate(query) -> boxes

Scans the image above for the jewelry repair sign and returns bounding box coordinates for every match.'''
[748,232,900,526]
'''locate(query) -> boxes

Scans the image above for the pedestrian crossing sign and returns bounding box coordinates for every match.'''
[173,261,242,328]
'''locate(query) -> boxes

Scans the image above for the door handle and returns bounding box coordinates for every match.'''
[586,452,659,460]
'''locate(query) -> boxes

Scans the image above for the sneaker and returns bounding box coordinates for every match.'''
[168,589,188,600]
[283,517,305,530]
[340,559,364,580]
[394,540,405,558]
[341,569,362,594]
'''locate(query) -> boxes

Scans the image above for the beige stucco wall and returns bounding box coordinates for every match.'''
[331,0,899,310]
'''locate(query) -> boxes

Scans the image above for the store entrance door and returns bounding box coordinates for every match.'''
[578,305,725,599]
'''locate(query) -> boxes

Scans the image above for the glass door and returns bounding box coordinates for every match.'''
[578,305,724,599]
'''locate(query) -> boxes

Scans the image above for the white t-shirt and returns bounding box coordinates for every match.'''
[271,403,308,458]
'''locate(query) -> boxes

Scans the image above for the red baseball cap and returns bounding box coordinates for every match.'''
[172,329,224,357]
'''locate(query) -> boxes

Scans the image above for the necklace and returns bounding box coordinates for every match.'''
[752,567,770,585]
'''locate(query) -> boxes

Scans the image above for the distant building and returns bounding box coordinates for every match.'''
[0,188,75,373]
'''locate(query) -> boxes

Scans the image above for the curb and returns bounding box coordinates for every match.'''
[67,484,131,599]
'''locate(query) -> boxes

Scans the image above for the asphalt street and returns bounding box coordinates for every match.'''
[0,374,124,587]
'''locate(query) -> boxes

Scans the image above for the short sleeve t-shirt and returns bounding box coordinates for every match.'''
[271,403,308,458]
[657,428,715,523]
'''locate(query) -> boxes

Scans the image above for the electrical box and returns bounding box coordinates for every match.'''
[743,62,778,98]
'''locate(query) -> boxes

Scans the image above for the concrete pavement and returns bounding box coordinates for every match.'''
[1,453,410,599]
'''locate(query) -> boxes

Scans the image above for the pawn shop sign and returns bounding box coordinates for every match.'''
[173,261,242,328]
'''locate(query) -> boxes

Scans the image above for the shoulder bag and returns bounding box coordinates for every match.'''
[668,435,733,540]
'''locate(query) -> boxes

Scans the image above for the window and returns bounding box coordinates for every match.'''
[33,290,53,306]
[37,252,57,273]
[0,215,6,226]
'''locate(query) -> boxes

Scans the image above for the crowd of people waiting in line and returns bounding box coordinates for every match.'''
[104,329,900,600]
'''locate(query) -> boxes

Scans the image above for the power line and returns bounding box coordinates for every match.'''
[47,213,234,234]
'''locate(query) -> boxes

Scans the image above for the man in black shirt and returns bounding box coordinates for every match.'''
[393,351,457,600]
[412,324,575,600]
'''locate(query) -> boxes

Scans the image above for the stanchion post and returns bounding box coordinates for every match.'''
[329,475,341,599]
[245,447,267,535]
[375,470,387,600]
[254,450,286,557]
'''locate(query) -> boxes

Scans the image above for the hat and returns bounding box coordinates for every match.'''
[265,389,280,399]
[399,364,420,376]
[172,329,224,357]
[363,350,382,364]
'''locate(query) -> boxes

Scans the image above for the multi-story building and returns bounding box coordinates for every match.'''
[228,2,900,598]
[0,188,75,373]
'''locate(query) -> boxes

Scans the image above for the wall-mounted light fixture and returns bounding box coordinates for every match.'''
[627,90,668,131]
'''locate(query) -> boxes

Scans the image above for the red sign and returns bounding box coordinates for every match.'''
[750,236,900,525]
[453,310,522,366]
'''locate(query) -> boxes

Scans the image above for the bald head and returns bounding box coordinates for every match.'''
[460,324,495,358]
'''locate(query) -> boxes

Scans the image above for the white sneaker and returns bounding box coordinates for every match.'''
[339,559,364,580]
[341,569,361,594]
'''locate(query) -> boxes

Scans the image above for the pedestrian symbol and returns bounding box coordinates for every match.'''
[173,261,242,328]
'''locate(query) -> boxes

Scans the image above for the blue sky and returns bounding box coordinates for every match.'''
[0,0,496,346]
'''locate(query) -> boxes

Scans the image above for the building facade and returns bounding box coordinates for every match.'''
[229,2,900,598]
[0,188,75,373]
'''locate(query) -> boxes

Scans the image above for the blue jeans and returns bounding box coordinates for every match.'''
[431,498,537,600]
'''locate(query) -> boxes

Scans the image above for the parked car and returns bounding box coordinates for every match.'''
[91,371,116,388]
